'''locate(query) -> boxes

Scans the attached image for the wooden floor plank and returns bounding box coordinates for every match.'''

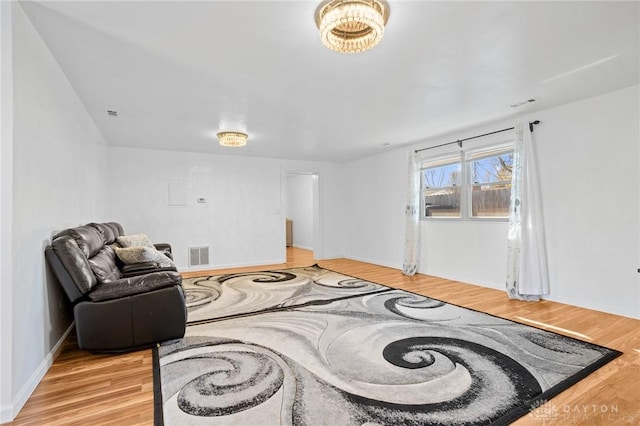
[7,248,639,425]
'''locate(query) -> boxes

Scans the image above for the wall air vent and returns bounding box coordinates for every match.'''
[189,246,210,267]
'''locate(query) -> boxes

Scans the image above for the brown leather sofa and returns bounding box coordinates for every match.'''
[45,222,186,351]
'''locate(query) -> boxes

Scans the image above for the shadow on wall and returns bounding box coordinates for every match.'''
[42,238,74,350]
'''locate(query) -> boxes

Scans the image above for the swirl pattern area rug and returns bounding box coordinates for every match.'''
[153,265,620,426]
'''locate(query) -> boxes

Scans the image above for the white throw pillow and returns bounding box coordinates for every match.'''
[114,246,174,267]
[116,233,155,249]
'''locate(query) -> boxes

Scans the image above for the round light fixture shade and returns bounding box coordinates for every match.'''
[315,0,389,53]
[217,131,248,147]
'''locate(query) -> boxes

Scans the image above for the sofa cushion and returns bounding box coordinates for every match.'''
[56,226,104,258]
[88,271,182,302]
[120,262,176,277]
[117,233,155,249]
[88,246,122,283]
[88,223,116,245]
[105,222,125,238]
[51,236,98,294]
[114,246,174,267]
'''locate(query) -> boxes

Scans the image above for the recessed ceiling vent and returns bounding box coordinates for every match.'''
[509,98,537,108]
[107,110,118,117]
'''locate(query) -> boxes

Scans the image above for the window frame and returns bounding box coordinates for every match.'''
[420,142,514,222]
[420,153,464,219]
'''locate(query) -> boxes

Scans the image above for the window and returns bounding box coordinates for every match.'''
[421,156,461,218]
[420,144,514,220]
[468,146,513,218]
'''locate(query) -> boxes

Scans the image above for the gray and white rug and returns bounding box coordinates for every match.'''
[154,266,620,425]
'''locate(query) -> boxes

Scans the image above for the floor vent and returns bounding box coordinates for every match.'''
[189,246,210,267]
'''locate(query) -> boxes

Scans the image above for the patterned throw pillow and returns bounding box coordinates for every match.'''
[114,246,174,267]
[116,233,155,249]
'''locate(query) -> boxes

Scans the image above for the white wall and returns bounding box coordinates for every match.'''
[106,148,344,269]
[0,1,14,421]
[531,85,639,318]
[344,148,407,268]
[5,3,109,421]
[285,174,314,250]
[417,128,517,289]
[344,85,640,319]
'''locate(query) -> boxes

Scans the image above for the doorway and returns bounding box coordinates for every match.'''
[282,170,320,262]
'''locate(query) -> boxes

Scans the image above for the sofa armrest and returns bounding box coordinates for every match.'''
[88,271,182,302]
[154,243,173,259]
[75,285,186,351]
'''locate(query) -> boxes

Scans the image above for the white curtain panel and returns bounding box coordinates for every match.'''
[402,150,420,276]
[506,122,550,300]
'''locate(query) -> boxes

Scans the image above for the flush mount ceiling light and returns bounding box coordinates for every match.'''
[315,0,389,53]
[217,131,248,147]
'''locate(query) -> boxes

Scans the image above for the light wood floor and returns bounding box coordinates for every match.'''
[8,248,639,425]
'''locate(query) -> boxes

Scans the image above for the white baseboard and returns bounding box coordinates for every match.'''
[417,269,504,291]
[292,244,313,251]
[342,256,502,289]
[346,258,639,320]
[9,322,74,421]
[544,295,640,320]
[0,404,12,424]
[343,255,401,271]
[179,258,287,273]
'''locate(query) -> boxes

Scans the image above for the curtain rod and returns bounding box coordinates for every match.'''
[415,120,540,154]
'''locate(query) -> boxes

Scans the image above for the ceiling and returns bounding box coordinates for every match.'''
[21,1,639,163]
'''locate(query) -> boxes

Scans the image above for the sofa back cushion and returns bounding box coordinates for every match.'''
[88,222,125,244]
[106,222,125,237]
[55,225,104,258]
[51,235,98,295]
[88,245,122,283]
[88,223,115,244]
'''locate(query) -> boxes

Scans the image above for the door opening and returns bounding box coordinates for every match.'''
[282,170,320,262]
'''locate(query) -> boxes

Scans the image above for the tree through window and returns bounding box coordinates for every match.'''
[468,146,513,217]
[420,144,514,219]
[421,156,461,217]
